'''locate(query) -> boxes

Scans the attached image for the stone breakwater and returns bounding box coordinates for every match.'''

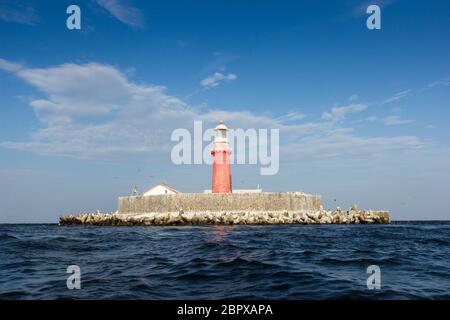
[59,207,390,226]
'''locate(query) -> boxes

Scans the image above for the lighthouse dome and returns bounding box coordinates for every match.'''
[214,120,228,131]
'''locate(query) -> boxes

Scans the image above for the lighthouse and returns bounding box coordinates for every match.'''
[211,121,232,193]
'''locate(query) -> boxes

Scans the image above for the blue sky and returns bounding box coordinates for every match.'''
[0,0,449,222]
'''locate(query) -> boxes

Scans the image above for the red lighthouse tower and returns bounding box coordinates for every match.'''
[211,121,232,193]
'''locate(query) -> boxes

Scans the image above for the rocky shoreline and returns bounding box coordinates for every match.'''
[59,206,389,226]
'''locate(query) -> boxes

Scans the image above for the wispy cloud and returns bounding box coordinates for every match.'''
[382,89,411,104]
[199,52,240,76]
[0,58,426,167]
[427,80,450,88]
[383,115,414,126]
[0,58,23,72]
[351,0,397,18]
[322,103,368,122]
[0,1,40,25]
[200,72,237,88]
[362,114,414,126]
[275,112,307,122]
[96,0,145,29]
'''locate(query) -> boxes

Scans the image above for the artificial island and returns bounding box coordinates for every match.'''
[60,121,390,226]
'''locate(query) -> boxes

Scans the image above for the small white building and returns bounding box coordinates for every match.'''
[143,183,180,196]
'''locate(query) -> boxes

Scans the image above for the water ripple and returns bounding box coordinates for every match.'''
[0,223,449,299]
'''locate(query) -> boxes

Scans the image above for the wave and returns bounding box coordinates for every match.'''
[0,223,449,299]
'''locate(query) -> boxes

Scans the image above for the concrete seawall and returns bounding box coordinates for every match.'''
[118,192,322,214]
[60,192,390,226]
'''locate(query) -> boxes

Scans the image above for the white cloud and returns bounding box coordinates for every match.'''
[349,94,359,101]
[15,62,141,124]
[383,115,414,126]
[96,0,145,29]
[382,89,411,104]
[362,114,413,126]
[427,80,450,88]
[283,131,422,163]
[0,58,23,72]
[275,112,307,122]
[322,103,368,122]
[200,72,237,88]
[200,52,240,76]
[0,58,426,167]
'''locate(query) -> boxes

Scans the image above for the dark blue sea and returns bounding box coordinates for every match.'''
[0,223,449,300]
